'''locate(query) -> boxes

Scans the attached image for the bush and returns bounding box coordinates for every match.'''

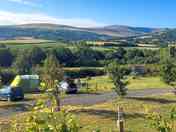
[65,68,105,78]
[11,110,80,132]
[0,69,16,85]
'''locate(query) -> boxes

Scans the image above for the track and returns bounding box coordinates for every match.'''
[0,88,173,118]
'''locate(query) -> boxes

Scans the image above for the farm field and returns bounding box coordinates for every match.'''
[0,39,55,44]
[0,39,160,51]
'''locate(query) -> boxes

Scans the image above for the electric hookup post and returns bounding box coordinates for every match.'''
[117,107,124,132]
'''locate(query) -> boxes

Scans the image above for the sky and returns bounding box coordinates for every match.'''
[0,0,176,27]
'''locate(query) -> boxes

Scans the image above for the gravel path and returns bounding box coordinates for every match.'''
[0,88,173,118]
[62,88,173,106]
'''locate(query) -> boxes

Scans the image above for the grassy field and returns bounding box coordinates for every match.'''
[0,39,159,51]
[80,76,171,93]
[2,93,175,132]
[0,39,70,49]
[71,93,176,132]
[0,39,55,45]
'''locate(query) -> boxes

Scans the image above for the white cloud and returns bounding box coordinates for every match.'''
[0,10,104,27]
[7,0,36,6]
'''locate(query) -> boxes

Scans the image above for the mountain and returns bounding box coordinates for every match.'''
[0,23,165,41]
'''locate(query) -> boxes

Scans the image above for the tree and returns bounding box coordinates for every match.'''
[160,59,176,87]
[75,45,104,66]
[41,54,64,111]
[53,47,76,66]
[0,48,13,67]
[28,47,46,65]
[13,52,32,74]
[106,61,128,132]
[106,61,128,97]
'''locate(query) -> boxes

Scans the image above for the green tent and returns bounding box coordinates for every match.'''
[10,75,40,93]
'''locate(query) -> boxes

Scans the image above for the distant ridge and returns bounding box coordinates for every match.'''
[0,23,167,41]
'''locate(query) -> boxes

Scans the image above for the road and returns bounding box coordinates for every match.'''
[0,88,173,118]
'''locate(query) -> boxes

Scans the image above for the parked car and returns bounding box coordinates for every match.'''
[0,86,24,101]
[59,80,78,94]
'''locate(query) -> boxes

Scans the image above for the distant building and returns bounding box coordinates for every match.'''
[131,65,145,75]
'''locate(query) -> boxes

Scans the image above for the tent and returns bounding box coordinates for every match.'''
[10,75,40,93]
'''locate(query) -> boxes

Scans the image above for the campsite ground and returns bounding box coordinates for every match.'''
[0,75,175,131]
[0,92,175,132]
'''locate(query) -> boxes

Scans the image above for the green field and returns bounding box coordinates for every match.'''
[0,39,69,49]
[0,39,159,51]
[80,76,171,93]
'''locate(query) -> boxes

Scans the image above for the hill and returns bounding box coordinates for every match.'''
[0,23,164,41]
[83,25,161,37]
[0,25,112,41]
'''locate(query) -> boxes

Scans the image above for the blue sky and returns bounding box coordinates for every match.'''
[0,0,176,27]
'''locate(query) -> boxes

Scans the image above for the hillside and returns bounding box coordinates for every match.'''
[0,23,165,41]
[0,24,112,41]
[83,25,161,37]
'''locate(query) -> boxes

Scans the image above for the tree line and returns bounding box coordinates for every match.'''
[0,45,161,69]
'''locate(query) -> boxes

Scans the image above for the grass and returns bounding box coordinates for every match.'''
[0,39,55,45]
[80,76,171,93]
[7,42,68,49]
[2,93,175,132]
[127,76,171,90]
[69,93,176,132]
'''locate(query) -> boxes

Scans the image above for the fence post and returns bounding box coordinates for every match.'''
[117,106,124,132]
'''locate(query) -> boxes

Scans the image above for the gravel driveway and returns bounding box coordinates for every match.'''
[0,88,173,118]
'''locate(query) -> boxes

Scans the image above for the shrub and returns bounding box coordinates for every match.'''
[65,68,105,78]
[11,110,80,132]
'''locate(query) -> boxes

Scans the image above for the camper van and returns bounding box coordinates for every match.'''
[10,75,40,93]
[0,75,40,101]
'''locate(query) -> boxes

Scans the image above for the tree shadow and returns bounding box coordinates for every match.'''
[0,103,31,111]
[126,96,176,104]
[76,92,101,95]
[72,109,145,120]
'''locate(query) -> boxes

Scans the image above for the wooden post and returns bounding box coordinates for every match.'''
[117,106,124,132]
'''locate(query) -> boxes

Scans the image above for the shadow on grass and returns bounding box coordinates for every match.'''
[72,109,145,120]
[126,96,176,104]
[0,103,31,111]
[76,91,101,95]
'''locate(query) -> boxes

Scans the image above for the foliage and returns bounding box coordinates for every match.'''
[11,110,79,132]
[13,50,32,74]
[106,61,128,97]
[40,54,64,111]
[50,47,76,66]
[160,59,176,86]
[65,68,105,78]
[0,48,14,67]
[74,45,105,66]
[147,107,176,132]
[28,47,46,65]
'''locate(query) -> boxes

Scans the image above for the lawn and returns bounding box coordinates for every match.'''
[80,76,171,93]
